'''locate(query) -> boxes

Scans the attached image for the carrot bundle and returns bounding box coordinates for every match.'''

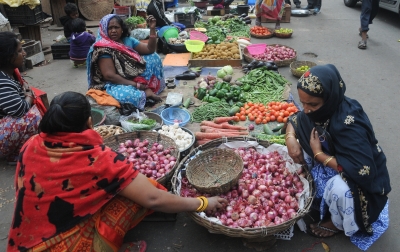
[195,119,249,144]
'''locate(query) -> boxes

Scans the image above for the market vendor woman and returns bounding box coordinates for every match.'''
[286,64,391,250]
[0,32,42,165]
[87,14,165,110]
[7,91,227,251]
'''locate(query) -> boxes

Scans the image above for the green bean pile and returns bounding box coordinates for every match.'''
[237,67,290,104]
[191,101,231,123]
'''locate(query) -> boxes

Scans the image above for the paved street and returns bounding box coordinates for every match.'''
[1,1,400,251]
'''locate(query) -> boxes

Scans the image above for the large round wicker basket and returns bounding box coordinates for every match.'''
[290,60,317,78]
[171,137,314,240]
[250,28,275,39]
[243,44,297,67]
[103,131,180,186]
[186,148,243,194]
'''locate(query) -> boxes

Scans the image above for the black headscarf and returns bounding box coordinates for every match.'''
[289,64,391,235]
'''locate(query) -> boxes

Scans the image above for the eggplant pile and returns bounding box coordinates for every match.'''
[238,13,252,25]
[242,60,279,74]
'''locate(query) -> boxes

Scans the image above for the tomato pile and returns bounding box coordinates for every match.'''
[250,26,272,36]
[234,101,299,124]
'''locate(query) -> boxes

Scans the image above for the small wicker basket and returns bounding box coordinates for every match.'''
[103,131,180,186]
[290,60,317,78]
[274,31,293,38]
[186,148,243,194]
[242,44,297,67]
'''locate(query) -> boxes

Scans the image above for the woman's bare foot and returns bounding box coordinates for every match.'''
[308,220,341,238]
[144,89,161,102]
[118,241,147,252]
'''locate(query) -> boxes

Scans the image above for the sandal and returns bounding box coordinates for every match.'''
[120,240,147,252]
[358,40,367,49]
[307,221,341,238]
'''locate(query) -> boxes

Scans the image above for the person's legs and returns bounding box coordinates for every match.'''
[313,0,321,13]
[369,0,380,24]
[310,175,360,237]
[359,0,374,49]
[294,0,301,8]
[304,0,314,9]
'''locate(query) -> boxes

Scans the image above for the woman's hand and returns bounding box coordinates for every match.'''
[310,127,322,154]
[205,196,228,212]
[286,138,305,164]
[146,15,157,29]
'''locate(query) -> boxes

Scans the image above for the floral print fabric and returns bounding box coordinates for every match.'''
[0,105,41,162]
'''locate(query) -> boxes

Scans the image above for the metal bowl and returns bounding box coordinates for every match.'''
[291,9,311,16]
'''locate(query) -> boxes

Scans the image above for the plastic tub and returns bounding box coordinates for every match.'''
[189,30,208,42]
[163,27,179,41]
[237,5,250,16]
[247,43,267,56]
[184,40,205,53]
[160,107,191,127]
[91,108,106,127]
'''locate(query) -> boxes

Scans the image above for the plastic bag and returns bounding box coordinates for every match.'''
[120,110,157,131]
[130,28,150,40]
[164,11,175,23]
[87,96,121,125]
[55,35,68,43]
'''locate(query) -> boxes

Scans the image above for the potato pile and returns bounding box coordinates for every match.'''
[192,42,241,60]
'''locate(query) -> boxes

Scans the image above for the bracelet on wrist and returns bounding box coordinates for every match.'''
[196,196,208,212]
[314,151,324,159]
[323,156,334,167]
[285,135,296,141]
[149,34,157,38]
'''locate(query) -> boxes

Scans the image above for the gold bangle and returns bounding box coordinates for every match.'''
[314,152,324,159]
[285,132,296,136]
[285,135,295,140]
[195,197,204,212]
[323,156,334,167]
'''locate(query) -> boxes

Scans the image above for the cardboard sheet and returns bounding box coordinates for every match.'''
[162,53,191,66]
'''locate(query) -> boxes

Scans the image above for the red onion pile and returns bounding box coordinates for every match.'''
[253,45,296,61]
[180,147,306,228]
[118,139,177,180]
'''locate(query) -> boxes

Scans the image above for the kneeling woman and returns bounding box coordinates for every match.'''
[87,14,165,110]
[0,32,42,164]
[286,64,391,250]
[8,91,226,251]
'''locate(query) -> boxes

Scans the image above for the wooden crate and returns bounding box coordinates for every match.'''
[261,6,291,23]
[206,6,225,16]
[188,53,242,67]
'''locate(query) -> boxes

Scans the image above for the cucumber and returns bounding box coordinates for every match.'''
[229,106,240,116]
[272,123,284,132]
[263,124,274,135]
[183,98,191,108]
